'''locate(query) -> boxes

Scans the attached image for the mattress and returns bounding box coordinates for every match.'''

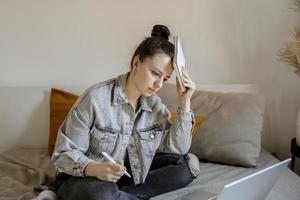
[0,148,299,200]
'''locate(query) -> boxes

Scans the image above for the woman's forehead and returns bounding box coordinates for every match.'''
[145,53,173,72]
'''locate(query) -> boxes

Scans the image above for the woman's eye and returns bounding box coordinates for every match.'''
[151,71,160,76]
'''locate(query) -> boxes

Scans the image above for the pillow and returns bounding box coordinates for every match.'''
[157,83,265,167]
[170,112,205,135]
[49,88,79,156]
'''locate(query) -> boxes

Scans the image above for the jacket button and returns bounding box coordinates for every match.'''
[150,133,155,139]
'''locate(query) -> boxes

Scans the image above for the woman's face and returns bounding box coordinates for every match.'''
[132,53,173,97]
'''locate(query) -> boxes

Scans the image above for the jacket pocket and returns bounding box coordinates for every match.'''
[89,125,119,156]
[136,124,163,158]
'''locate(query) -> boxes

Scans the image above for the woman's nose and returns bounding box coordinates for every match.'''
[154,78,164,89]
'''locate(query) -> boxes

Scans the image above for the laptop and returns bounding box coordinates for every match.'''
[177,158,291,200]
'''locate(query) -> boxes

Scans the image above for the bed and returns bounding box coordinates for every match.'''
[0,148,299,200]
[0,84,299,200]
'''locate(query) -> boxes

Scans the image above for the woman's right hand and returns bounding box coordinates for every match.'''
[84,160,126,183]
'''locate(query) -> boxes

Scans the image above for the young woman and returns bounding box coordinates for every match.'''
[52,24,199,200]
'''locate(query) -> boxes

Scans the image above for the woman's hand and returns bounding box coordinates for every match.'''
[176,67,196,112]
[84,160,126,183]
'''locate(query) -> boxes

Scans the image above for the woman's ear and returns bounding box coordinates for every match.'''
[132,55,139,75]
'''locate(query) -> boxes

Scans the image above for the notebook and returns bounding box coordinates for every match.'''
[177,158,291,200]
[173,35,186,92]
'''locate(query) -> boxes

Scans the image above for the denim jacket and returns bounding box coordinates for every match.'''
[51,73,195,184]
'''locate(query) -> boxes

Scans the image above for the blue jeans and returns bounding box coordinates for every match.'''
[55,153,194,200]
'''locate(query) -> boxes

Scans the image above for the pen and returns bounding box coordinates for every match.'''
[101,152,132,178]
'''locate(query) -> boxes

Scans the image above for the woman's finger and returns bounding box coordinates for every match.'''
[112,169,125,176]
[116,160,124,166]
[183,82,193,89]
[109,174,121,182]
[181,71,191,80]
[182,78,194,86]
[109,161,125,172]
[182,80,195,90]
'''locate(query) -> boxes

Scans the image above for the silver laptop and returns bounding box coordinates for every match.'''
[178,158,291,200]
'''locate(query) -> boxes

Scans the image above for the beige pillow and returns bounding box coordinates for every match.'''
[158,83,265,167]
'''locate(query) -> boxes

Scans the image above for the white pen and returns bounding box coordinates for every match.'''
[101,152,132,178]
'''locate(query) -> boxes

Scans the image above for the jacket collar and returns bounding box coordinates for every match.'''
[113,73,152,112]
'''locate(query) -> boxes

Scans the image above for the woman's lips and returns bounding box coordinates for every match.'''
[148,88,156,93]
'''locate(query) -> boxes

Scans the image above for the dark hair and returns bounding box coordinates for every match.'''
[130,24,174,68]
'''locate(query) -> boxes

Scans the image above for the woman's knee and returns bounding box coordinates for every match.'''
[175,153,200,185]
[185,153,200,179]
[89,182,119,200]
[159,154,194,187]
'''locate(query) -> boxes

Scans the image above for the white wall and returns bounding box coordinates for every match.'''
[0,0,299,159]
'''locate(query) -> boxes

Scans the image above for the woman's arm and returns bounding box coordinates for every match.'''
[51,107,93,177]
[158,68,196,154]
[51,93,95,177]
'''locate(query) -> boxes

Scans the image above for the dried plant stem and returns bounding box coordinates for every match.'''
[290,0,300,11]
[278,24,300,76]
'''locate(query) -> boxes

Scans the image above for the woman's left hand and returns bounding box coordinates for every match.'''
[176,67,196,112]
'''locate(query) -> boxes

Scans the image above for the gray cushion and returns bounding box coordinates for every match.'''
[158,83,265,167]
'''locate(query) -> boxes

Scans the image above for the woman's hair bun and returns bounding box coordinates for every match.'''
[151,24,170,40]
